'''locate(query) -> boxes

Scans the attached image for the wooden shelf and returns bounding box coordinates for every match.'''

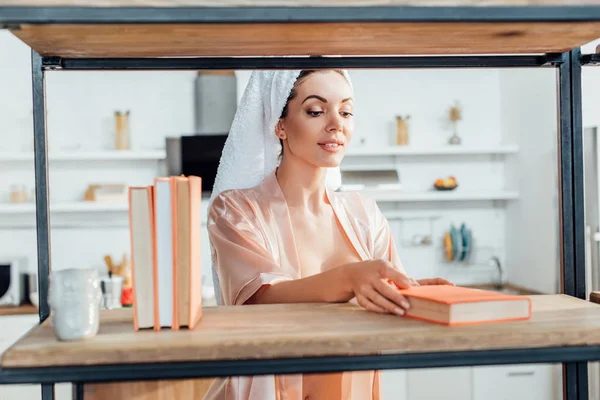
[0,150,166,162]
[1,295,599,369]
[2,2,600,57]
[9,22,600,58]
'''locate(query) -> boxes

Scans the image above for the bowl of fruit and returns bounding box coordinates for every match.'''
[434,176,458,191]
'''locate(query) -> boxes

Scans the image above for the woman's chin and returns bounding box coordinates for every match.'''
[317,159,342,169]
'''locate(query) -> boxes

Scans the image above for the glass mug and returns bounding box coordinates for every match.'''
[48,268,102,341]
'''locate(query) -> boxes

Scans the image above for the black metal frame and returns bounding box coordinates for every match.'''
[0,4,599,400]
[3,346,600,386]
[3,6,600,24]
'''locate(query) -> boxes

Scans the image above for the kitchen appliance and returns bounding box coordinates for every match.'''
[166,134,228,195]
[100,275,123,309]
[339,169,402,192]
[194,71,237,135]
[0,258,28,306]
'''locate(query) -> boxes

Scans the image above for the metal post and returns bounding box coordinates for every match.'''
[73,383,84,400]
[558,49,587,400]
[31,50,54,400]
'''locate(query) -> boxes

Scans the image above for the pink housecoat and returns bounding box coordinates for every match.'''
[204,171,406,400]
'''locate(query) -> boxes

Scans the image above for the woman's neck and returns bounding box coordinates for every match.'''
[275,156,328,213]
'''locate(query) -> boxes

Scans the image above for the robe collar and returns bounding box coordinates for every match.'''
[262,170,369,275]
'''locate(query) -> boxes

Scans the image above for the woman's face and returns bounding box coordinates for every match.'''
[276,71,354,169]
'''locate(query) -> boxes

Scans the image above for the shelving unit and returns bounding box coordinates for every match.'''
[345,144,519,157]
[355,189,519,203]
[0,202,128,214]
[0,2,599,400]
[0,150,166,162]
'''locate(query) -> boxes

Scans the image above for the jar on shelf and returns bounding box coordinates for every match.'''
[114,110,130,150]
[10,184,28,203]
[395,115,410,146]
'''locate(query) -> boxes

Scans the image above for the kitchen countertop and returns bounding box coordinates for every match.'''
[0,304,38,317]
[2,295,600,369]
[465,282,543,296]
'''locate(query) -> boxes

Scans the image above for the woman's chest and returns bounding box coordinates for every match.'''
[289,212,363,277]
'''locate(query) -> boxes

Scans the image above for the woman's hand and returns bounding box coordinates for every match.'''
[341,259,414,316]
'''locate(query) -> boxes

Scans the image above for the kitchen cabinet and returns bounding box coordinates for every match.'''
[472,364,558,400]
[0,314,72,400]
[407,367,471,400]
[380,369,407,400]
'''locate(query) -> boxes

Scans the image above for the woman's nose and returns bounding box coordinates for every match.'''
[327,114,344,132]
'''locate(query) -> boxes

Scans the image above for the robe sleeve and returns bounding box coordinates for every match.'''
[370,199,407,274]
[207,192,294,305]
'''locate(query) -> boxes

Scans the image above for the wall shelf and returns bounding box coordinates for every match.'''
[0,150,166,162]
[0,202,128,213]
[353,189,519,202]
[344,144,519,157]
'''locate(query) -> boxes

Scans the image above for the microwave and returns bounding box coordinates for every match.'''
[0,258,28,306]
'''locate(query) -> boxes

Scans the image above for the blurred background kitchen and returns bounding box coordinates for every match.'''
[1,29,600,399]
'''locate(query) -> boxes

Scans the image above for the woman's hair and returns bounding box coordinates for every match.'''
[278,70,346,160]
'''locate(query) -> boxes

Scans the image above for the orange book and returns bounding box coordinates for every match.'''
[188,176,203,329]
[170,175,203,331]
[397,285,532,326]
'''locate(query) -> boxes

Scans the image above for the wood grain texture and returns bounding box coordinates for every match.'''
[591,291,600,304]
[9,22,600,58]
[84,379,214,400]
[2,0,600,6]
[2,295,600,369]
[0,304,38,317]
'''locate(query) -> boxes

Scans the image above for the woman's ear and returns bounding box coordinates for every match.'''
[275,119,287,140]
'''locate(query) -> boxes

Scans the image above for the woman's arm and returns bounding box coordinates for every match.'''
[246,259,414,316]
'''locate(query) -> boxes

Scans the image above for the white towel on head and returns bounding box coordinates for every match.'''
[210,69,352,205]
[208,69,352,304]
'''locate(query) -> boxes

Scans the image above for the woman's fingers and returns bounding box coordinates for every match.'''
[417,277,454,286]
[380,264,413,289]
[356,294,386,314]
[364,286,406,316]
[365,288,404,315]
[375,279,410,311]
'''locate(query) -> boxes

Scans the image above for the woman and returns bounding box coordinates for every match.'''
[205,69,451,400]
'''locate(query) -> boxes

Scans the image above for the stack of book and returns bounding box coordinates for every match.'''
[128,175,203,331]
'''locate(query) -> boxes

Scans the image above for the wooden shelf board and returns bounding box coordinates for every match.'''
[6,21,600,58]
[1,295,600,369]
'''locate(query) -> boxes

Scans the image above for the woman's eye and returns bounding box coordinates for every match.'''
[307,110,323,117]
[341,111,354,118]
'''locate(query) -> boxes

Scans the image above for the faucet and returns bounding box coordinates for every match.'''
[488,256,504,290]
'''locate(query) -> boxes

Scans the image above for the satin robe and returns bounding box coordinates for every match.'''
[203,171,406,400]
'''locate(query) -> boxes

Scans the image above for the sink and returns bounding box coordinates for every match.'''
[496,288,522,295]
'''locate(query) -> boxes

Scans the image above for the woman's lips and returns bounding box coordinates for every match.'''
[319,143,343,153]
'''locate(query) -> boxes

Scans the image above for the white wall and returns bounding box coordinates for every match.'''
[1,28,570,293]
[500,68,560,294]
[583,39,600,130]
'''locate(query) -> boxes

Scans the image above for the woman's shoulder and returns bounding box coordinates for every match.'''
[208,185,264,224]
